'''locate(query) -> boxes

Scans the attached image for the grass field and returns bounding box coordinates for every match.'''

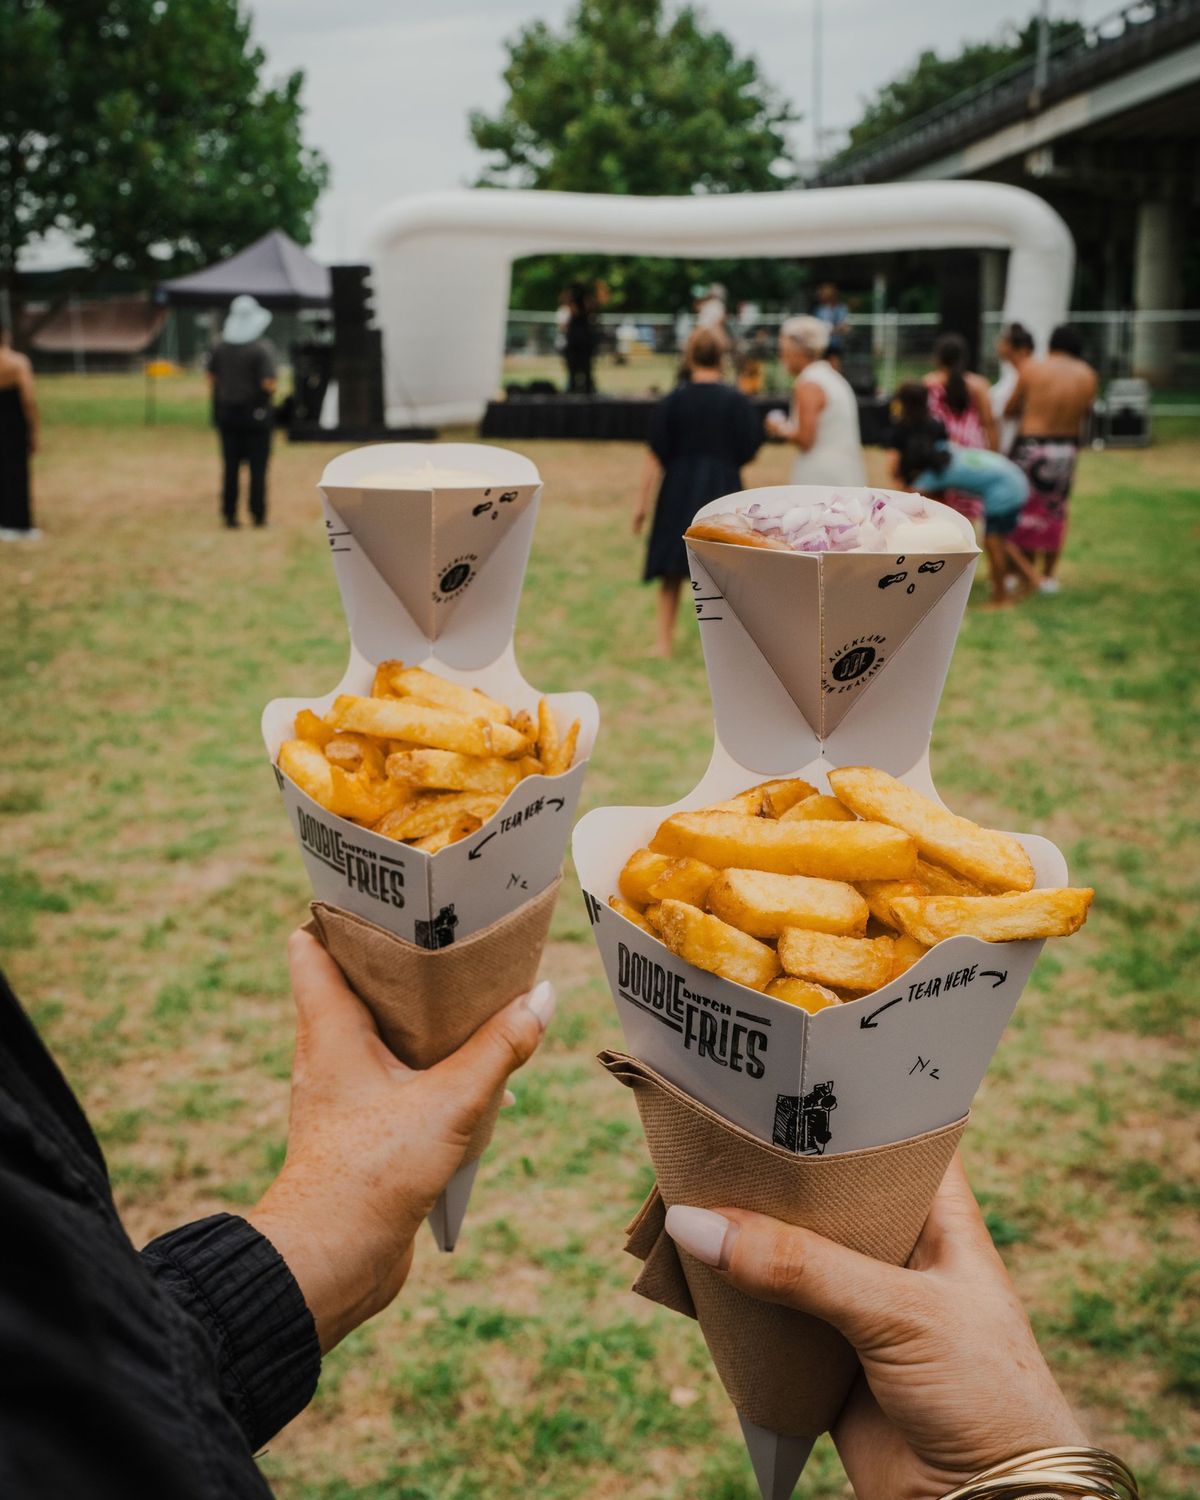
[1,374,1198,1499]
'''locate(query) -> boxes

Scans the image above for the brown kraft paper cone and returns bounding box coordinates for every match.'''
[304,876,561,1169]
[600,1050,967,1438]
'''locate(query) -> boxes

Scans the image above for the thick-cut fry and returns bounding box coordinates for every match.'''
[658,900,780,992]
[780,794,855,823]
[618,849,674,906]
[410,814,481,854]
[857,878,928,931]
[385,748,522,796]
[373,792,504,842]
[707,869,869,939]
[915,858,984,898]
[370,659,405,698]
[330,694,526,758]
[829,767,1035,894]
[890,889,1094,945]
[646,856,718,907]
[383,665,512,725]
[518,755,544,779]
[536,698,559,771]
[546,718,580,777]
[512,709,536,750]
[609,895,653,933]
[705,788,767,815]
[766,976,841,1013]
[294,708,335,748]
[650,811,917,881]
[642,902,663,933]
[278,740,405,823]
[325,733,386,779]
[889,934,929,980]
[777,928,894,992]
[760,779,819,818]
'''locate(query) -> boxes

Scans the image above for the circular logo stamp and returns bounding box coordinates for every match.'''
[433,554,478,603]
[825,635,886,694]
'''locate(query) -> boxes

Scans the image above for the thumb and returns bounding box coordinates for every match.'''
[428,980,555,1102]
[664,1203,917,1351]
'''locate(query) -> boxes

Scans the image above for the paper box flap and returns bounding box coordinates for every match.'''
[687,488,978,773]
[319,443,541,669]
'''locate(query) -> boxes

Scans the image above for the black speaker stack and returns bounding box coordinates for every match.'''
[331,264,384,429]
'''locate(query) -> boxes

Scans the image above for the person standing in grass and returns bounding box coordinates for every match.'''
[1004,324,1098,594]
[207,296,278,529]
[766,315,867,487]
[0,323,41,542]
[922,332,998,527]
[633,327,761,658]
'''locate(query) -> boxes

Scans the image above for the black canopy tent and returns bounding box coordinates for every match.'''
[158,229,330,308]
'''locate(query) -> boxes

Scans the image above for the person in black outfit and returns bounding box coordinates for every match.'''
[563,283,596,395]
[633,328,762,657]
[0,323,40,541]
[207,296,278,528]
[0,936,555,1497]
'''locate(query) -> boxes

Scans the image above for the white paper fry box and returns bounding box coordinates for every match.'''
[263,443,599,945]
[574,484,1069,1157]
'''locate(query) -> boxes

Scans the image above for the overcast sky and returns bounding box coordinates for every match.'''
[244,0,1116,264]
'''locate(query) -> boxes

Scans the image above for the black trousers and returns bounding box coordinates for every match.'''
[218,423,271,524]
[564,349,595,395]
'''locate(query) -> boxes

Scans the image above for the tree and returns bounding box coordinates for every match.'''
[469,0,799,309]
[840,17,1085,155]
[0,0,329,341]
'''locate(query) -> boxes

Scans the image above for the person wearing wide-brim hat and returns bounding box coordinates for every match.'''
[206,295,278,529]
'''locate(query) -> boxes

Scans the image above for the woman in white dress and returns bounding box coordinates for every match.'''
[765,315,866,485]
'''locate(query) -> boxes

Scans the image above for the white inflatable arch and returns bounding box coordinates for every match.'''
[369,183,1074,426]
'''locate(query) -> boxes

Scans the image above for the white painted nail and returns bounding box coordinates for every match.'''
[523,980,556,1031]
[665,1205,737,1269]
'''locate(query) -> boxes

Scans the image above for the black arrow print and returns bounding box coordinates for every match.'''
[859,994,905,1030]
[980,969,1008,988]
[467,831,498,861]
[547,796,565,811]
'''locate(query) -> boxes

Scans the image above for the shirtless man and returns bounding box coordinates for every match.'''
[1004,324,1097,592]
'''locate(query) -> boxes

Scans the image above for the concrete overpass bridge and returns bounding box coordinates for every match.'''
[815,0,1200,382]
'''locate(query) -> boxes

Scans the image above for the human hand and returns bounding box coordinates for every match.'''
[764,409,788,437]
[249,930,554,1353]
[632,506,647,536]
[664,1154,1085,1500]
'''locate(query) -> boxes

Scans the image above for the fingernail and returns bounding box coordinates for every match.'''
[522,980,556,1031]
[664,1205,738,1269]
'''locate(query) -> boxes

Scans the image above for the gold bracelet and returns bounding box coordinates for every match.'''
[940,1446,1139,1500]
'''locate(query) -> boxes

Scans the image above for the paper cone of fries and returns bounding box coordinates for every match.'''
[264,444,599,1248]
[573,487,1073,1497]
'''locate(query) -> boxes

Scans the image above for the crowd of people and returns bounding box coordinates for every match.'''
[636,308,1099,652]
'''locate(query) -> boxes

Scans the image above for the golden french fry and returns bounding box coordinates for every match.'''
[765,976,842,1013]
[643,902,663,933]
[707,869,868,939]
[371,659,405,698]
[512,708,537,749]
[915,858,984,898]
[828,767,1035,894]
[889,934,929,980]
[777,927,894,993]
[536,698,560,770]
[547,718,580,777]
[373,792,504,842]
[609,895,653,933]
[619,849,674,905]
[278,740,405,824]
[857,878,928,931]
[380,664,512,725]
[330,695,526,758]
[518,755,543,779]
[760,779,819,818]
[411,813,482,854]
[658,899,780,992]
[294,708,336,748]
[646,856,718,907]
[385,748,522,797]
[324,733,386,780]
[650,811,917,881]
[780,794,855,823]
[890,889,1094,945]
[704,788,767,815]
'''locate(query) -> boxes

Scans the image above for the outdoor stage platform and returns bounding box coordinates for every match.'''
[481,392,892,445]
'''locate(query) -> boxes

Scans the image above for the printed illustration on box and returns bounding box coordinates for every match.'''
[573,486,1089,1499]
[264,443,599,1248]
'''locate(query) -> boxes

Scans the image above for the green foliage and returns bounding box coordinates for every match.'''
[0,0,328,326]
[470,0,799,310]
[839,17,1084,156]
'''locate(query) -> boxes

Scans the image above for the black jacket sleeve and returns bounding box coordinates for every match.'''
[141,1213,320,1453]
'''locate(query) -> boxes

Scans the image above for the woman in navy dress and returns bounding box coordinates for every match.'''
[633,328,761,657]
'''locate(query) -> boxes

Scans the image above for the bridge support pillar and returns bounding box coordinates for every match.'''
[1132,200,1182,386]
